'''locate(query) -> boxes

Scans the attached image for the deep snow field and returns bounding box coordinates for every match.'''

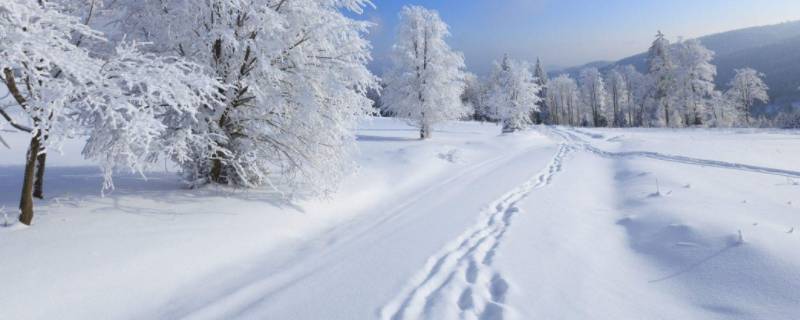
[1,118,799,320]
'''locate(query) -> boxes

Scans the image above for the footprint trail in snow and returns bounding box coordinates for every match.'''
[380,143,571,320]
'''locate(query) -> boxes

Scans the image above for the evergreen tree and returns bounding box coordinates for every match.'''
[647,31,676,127]
[533,58,549,124]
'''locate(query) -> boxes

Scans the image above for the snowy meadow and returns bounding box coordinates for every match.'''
[2,1,800,319]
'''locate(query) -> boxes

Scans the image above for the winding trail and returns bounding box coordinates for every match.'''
[380,144,571,320]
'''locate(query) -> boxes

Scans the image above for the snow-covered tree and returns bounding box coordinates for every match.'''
[0,0,101,224]
[672,39,717,126]
[533,58,549,124]
[382,5,467,139]
[486,56,541,132]
[707,90,736,127]
[109,0,378,192]
[547,74,580,126]
[606,69,629,127]
[617,65,648,126]
[1,1,221,225]
[726,68,769,125]
[647,31,677,127]
[77,43,224,190]
[462,72,487,121]
[578,68,608,127]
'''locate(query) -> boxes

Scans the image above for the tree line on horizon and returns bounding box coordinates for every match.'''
[375,9,800,131]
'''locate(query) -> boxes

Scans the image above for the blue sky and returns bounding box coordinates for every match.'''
[361,0,800,75]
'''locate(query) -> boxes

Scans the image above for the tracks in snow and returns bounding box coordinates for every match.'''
[380,144,571,320]
[549,127,800,179]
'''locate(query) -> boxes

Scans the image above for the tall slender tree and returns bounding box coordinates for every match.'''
[619,65,648,127]
[533,58,549,124]
[606,69,629,127]
[672,39,717,126]
[647,31,678,127]
[383,5,468,139]
[578,68,608,127]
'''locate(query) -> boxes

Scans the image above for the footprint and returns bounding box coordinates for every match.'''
[466,259,478,284]
[458,287,474,310]
[480,302,504,320]
[490,274,509,303]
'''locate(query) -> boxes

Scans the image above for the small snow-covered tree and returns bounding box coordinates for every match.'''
[672,39,717,126]
[382,5,467,139]
[110,0,378,192]
[606,69,629,127]
[578,68,608,127]
[547,74,579,126]
[647,31,676,127]
[486,56,541,132]
[726,68,769,125]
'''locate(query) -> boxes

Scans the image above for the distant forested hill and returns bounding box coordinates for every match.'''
[552,21,800,111]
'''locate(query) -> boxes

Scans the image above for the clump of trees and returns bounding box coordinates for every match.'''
[1,0,377,225]
[535,31,772,128]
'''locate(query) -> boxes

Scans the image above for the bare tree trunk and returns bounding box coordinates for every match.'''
[210,156,224,183]
[19,134,41,225]
[33,152,46,199]
[420,123,431,139]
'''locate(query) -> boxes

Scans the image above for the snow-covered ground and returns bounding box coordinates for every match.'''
[1,118,799,319]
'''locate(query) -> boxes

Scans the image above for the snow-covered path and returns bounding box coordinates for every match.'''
[155,131,562,320]
[380,143,570,320]
[2,119,799,320]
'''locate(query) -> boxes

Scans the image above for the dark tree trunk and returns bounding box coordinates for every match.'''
[19,134,41,225]
[420,123,432,139]
[33,152,46,199]
[210,157,223,183]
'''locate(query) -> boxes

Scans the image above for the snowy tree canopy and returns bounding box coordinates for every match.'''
[726,68,769,125]
[1,0,224,224]
[618,65,649,127]
[105,0,379,193]
[382,5,468,139]
[647,31,676,127]
[0,0,102,140]
[578,68,608,127]
[486,56,541,132]
[1,1,222,186]
[547,74,580,126]
[672,39,717,126]
[606,69,630,127]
